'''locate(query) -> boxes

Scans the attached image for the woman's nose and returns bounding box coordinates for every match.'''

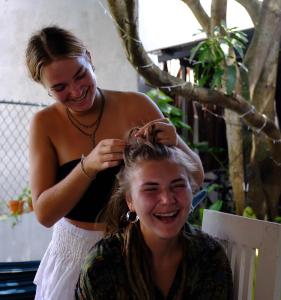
[160,189,176,204]
[69,83,82,98]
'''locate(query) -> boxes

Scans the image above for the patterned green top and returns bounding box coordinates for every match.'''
[75,224,233,300]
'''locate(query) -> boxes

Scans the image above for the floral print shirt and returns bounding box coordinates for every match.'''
[75,224,233,300]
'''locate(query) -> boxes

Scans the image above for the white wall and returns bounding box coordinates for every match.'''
[0,0,137,262]
[139,0,253,52]
[0,0,137,104]
[0,214,52,262]
[0,0,138,201]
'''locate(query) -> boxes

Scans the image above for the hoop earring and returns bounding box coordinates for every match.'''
[126,211,139,223]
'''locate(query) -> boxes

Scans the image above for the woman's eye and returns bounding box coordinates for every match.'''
[172,184,187,190]
[52,85,65,92]
[143,188,158,192]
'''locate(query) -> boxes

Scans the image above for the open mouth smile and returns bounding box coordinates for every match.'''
[153,210,180,222]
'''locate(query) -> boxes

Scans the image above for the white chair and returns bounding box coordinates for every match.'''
[202,209,281,300]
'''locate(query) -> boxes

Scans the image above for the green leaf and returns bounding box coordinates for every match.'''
[146,89,159,100]
[211,67,223,89]
[226,65,237,95]
[170,106,182,117]
[243,206,257,219]
[156,102,170,115]
[239,64,250,101]
[209,200,223,211]
[199,207,205,224]
[207,183,222,194]
[274,216,281,223]
[190,40,207,62]
[192,141,217,152]
[233,44,244,59]
[172,119,191,130]
[232,31,248,44]
[146,89,174,103]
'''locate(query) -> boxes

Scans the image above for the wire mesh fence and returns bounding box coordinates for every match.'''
[0,101,47,210]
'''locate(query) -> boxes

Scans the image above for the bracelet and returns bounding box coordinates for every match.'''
[80,154,96,180]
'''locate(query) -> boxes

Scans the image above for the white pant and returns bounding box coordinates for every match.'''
[34,218,102,300]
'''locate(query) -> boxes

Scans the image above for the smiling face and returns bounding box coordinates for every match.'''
[126,159,192,243]
[41,55,97,112]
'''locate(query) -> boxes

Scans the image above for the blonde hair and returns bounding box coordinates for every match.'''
[25,26,87,83]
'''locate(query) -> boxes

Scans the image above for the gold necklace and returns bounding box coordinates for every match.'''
[66,88,105,146]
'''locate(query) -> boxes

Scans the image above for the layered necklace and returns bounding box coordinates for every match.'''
[66,88,105,147]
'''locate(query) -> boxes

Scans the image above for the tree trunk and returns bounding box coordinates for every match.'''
[247,37,281,218]
[225,111,245,214]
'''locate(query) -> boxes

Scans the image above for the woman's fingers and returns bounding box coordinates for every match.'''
[134,118,178,146]
[135,118,170,136]
[87,139,126,171]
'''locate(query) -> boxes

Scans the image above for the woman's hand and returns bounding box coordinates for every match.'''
[135,118,178,146]
[83,139,126,177]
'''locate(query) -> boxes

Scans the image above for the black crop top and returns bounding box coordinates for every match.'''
[57,159,121,222]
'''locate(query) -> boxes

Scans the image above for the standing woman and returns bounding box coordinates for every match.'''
[26,26,204,300]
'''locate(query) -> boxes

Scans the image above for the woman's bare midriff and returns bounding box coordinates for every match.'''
[65,218,106,231]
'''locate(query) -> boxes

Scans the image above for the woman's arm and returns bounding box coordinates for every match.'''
[29,112,125,227]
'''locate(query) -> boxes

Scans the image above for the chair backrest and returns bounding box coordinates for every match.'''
[202,209,281,300]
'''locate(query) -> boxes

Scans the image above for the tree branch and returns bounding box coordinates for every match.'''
[210,0,227,30]
[107,0,281,145]
[180,0,211,34]
[235,0,262,26]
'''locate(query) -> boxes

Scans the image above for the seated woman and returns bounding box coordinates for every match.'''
[75,129,233,300]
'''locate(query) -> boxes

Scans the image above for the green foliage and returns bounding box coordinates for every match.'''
[0,186,32,228]
[191,141,225,154]
[146,89,191,131]
[147,89,227,167]
[18,186,31,201]
[208,199,223,211]
[189,182,225,227]
[190,23,249,99]
[243,206,281,224]
[243,206,257,219]
[274,216,281,223]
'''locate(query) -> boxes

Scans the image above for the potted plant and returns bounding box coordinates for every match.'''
[1,187,33,227]
[7,199,24,215]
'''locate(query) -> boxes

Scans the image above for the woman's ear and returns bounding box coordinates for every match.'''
[125,192,134,211]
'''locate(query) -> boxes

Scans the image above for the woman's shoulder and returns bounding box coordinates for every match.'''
[33,103,61,122]
[30,103,64,129]
[104,89,152,105]
[103,89,162,122]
